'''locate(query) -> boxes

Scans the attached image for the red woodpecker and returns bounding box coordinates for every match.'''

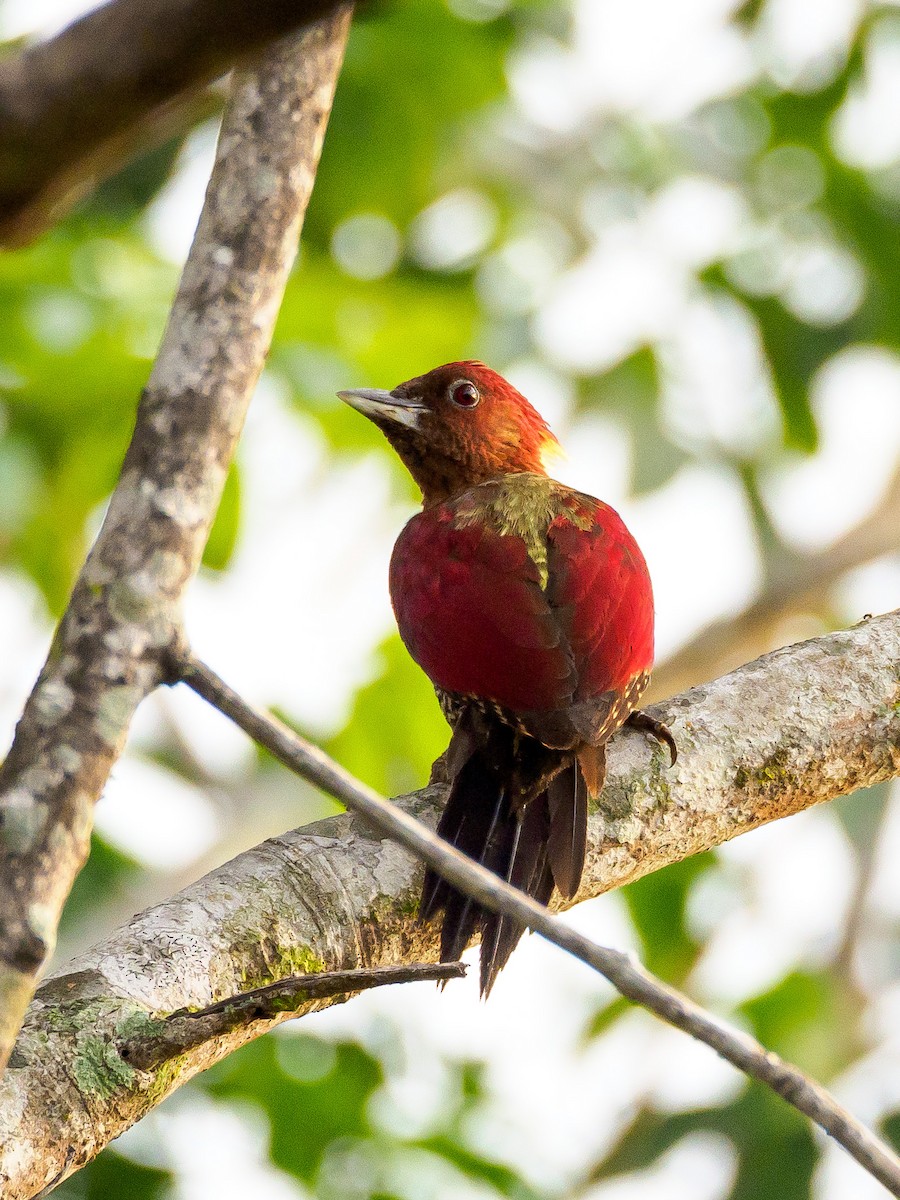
[339,362,674,994]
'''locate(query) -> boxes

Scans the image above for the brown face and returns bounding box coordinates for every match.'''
[338,361,559,504]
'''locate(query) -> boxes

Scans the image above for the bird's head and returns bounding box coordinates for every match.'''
[338,361,561,505]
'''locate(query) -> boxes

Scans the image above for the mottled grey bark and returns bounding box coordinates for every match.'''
[0,11,352,1078]
[0,0,349,245]
[2,614,898,1199]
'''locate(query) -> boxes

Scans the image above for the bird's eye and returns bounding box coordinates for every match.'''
[449,380,480,409]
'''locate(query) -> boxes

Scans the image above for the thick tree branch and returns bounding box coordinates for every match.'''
[0,0,351,245]
[118,962,466,1071]
[178,633,900,1192]
[180,610,900,907]
[0,10,351,1077]
[1,615,898,1198]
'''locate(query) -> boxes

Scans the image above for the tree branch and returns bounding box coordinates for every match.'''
[0,9,352,1077]
[180,610,900,905]
[118,962,465,1071]
[176,636,900,1193]
[0,0,351,245]
[1,614,898,1198]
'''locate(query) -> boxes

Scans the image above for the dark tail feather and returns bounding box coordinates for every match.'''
[421,720,593,997]
[547,754,594,899]
[420,737,510,964]
[479,796,555,996]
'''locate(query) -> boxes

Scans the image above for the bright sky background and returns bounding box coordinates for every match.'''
[1,0,900,1197]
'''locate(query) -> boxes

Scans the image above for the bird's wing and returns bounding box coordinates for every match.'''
[545,499,654,706]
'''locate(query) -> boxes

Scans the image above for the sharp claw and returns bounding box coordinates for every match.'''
[626,710,678,767]
[661,728,678,768]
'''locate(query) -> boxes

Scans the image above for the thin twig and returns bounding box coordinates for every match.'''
[177,648,900,1197]
[119,962,465,1071]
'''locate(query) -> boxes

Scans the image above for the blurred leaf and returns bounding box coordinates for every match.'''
[274,254,481,428]
[622,851,715,982]
[587,346,660,411]
[584,347,688,493]
[54,1150,171,1200]
[591,1086,817,1200]
[305,0,514,240]
[59,833,141,939]
[882,1111,900,1153]
[325,634,448,797]
[719,46,900,451]
[587,1106,696,1182]
[726,1088,818,1200]
[202,461,241,571]
[583,995,631,1042]
[0,222,171,609]
[84,130,198,224]
[205,1033,382,1184]
[832,781,891,853]
[701,273,822,453]
[739,969,861,1078]
[414,1135,542,1198]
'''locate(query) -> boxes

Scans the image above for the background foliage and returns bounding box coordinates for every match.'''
[1,0,899,1197]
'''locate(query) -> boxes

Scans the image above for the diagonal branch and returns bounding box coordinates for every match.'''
[176,639,900,1194]
[0,8,352,1078]
[0,0,351,245]
[1,614,898,1198]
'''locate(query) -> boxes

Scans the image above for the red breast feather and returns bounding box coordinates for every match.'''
[389,477,653,728]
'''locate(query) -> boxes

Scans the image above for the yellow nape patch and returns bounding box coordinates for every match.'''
[539,434,566,476]
[452,474,563,591]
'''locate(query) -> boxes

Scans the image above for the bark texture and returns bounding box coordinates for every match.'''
[0,0,349,244]
[0,11,352,1077]
[1,613,897,1199]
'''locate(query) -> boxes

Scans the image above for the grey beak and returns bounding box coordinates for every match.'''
[337,387,426,429]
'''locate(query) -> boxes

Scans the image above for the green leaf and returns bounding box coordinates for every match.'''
[881,1112,900,1153]
[305,0,514,239]
[591,1087,817,1200]
[83,130,200,224]
[738,970,861,1078]
[205,1034,383,1184]
[54,1150,171,1200]
[60,834,141,939]
[582,348,688,494]
[701,273,822,453]
[325,634,448,798]
[413,1135,543,1198]
[583,995,631,1042]
[202,461,241,571]
[622,852,716,983]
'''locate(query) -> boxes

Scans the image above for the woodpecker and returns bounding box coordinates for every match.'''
[339,362,674,994]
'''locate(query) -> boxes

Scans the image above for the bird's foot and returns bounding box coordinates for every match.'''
[626,710,677,766]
